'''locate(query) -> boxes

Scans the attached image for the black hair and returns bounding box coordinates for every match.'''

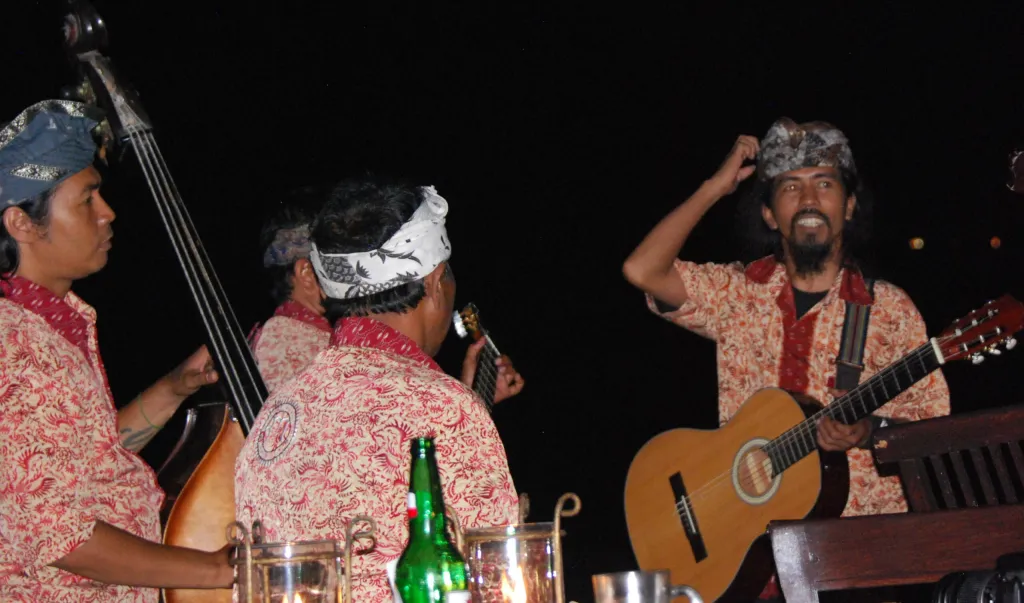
[311,176,430,324]
[0,188,56,283]
[259,185,329,305]
[736,167,874,270]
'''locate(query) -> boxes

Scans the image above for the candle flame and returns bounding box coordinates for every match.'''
[292,594,305,603]
[499,565,528,603]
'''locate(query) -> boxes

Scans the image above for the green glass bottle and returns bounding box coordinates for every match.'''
[394,437,470,603]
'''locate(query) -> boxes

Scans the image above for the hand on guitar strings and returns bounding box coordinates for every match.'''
[816,389,872,451]
[460,338,526,404]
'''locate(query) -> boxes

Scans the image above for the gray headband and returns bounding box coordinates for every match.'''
[757,117,856,181]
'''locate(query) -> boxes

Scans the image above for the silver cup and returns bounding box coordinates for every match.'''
[592,570,703,603]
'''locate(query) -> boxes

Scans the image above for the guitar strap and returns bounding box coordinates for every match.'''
[835,277,876,391]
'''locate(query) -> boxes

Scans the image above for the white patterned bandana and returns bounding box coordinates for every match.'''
[757,117,857,181]
[310,186,452,299]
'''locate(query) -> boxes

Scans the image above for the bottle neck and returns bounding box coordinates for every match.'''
[407,443,448,542]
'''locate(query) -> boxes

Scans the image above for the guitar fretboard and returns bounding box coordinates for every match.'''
[472,336,501,413]
[764,340,942,474]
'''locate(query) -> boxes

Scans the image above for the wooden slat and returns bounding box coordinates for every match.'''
[899,458,938,512]
[928,454,958,509]
[969,446,1000,505]
[1007,440,1024,486]
[769,505,1024,603]
[989,444,1019,504]
[873,404,1024,465]
[948,450,978,507]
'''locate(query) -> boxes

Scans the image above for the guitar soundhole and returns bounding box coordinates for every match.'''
[732,438,781,504]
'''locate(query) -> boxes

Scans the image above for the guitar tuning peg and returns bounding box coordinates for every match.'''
[971,353,986,365]
[1006,337,1018,350]
[988,347,1002,356]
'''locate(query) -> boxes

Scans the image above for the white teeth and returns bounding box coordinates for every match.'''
[797,217,824,227]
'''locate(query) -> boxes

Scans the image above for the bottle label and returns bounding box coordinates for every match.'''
[444,591,471,603]
[407,492,418,519]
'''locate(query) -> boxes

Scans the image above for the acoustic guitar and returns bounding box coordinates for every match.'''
[61,3,267,602]
[453,303,504,412]
[623,294,1024,603]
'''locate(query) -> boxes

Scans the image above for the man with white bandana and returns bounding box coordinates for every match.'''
[235,177,521,603]
[250,185,526,398]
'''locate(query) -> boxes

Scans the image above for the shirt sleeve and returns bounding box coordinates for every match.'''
[0,336,97,576]
[644,259,748,341]
[433,382,519,531]
[873,286,951,423]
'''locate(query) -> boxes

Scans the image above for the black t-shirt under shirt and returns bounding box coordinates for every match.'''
[653,286,827,320]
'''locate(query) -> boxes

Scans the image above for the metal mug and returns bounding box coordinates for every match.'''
[592,570,703,603]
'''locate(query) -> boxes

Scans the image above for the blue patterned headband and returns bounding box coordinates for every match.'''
[0,100,103,207]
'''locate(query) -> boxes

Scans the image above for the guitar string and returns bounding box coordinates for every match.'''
[669,336,977,514]
[121,108,262,430]
[672,342,937,511]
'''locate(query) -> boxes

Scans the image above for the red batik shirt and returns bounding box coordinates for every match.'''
[235,316,519,603]
[0,276,164,603]
[250,301,332,393]
[648,258,950,599]
[648,257,950,517]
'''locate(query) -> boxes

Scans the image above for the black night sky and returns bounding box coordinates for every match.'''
[5,2,1024,600]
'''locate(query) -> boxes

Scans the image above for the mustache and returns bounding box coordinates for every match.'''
[790,209,831,229]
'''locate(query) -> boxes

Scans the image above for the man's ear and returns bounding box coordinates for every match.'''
[421,263,446,307]
[845,193,857,221]
[292,258,323,295]
[761,204,779,231]
[2,206,42,244]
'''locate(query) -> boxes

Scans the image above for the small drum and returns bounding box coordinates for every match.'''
[461,493,581,603]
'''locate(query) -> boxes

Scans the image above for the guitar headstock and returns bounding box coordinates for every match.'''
[60,0,153,161]
[452,303,486,341]
[938,294,1024,364]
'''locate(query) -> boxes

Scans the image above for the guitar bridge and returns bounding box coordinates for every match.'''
[670,471,708,562]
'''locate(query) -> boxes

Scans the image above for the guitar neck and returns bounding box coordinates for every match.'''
[472,335,501,413]
[766,340,942,474]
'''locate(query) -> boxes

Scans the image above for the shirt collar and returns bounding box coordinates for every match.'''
[330,316,441,372]
[274,300,331,332]
[0,274,94,359]
[743,255,873,306]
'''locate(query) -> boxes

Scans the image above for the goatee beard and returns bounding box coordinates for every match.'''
[788,239,832,276]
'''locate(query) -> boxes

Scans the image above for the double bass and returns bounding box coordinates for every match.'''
[62,3,265,601]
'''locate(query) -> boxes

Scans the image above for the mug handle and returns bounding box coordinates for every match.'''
[668,585,704,603]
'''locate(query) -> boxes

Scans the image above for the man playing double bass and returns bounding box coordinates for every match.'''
[251,185,526,399]
[0,100,234,601]
[623,118,950,600]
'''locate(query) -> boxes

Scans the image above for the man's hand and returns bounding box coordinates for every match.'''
[163,345,220,398]
[816,416,872,451]
[460,338,525,405]
[117,346,220,452]
[704,135,760,197]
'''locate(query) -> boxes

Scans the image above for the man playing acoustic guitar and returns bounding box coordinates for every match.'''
[623,118,950,600]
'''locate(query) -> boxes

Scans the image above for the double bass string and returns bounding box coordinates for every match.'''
[119,103,262,431]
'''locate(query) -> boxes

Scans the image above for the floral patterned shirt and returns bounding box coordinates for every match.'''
[0,276,163,603]
[250,301,332,393]
[648,257,951,517]
[235,316,519,603]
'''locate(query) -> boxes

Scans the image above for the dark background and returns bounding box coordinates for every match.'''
[5,3,1024,601]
